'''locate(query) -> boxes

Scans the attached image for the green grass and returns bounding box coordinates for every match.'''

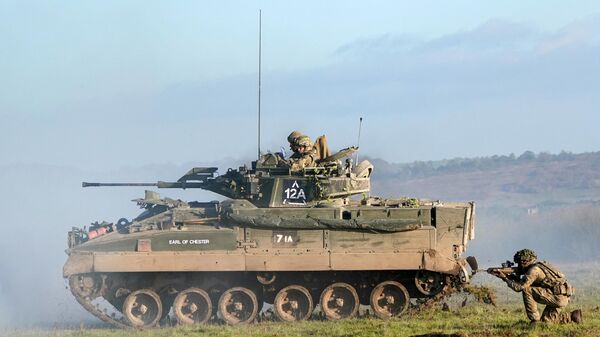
[7,272,600,337]
[5,303,600,337]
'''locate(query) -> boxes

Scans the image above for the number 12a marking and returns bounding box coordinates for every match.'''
[284,188,305,199]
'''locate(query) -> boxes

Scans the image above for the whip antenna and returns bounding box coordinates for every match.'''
[356,117,363,164]
[257,10,262,159]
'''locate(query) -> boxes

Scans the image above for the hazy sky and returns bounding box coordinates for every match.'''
[2,1,600,169]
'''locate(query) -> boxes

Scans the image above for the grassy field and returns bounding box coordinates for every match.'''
[5,302,600,337]
[5,269,600,337]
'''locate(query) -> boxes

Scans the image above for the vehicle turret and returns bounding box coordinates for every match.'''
[83,147,371,207]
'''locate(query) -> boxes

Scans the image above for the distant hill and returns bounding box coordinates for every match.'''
[368,150,600,207]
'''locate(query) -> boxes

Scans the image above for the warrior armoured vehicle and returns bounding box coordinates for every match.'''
[64,147,476,327]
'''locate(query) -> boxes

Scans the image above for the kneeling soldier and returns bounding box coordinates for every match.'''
[493,249,582,325]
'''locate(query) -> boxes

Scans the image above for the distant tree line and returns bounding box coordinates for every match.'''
[369,150,592,181]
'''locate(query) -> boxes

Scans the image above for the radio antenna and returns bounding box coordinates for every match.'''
[257,10,262,159]
[356,117,363,164]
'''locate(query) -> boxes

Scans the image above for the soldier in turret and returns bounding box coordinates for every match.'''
[493,249,582,325]
[287,130,304,146]
[286,131,318,172]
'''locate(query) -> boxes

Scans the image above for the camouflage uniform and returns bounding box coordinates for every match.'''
[286,134,317,172]
[505,249,575,324]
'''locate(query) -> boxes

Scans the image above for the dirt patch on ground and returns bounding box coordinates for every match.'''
[411,333,517,337]
[410,333,469,337]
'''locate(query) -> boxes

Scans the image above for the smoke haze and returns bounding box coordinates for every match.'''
[0,161,231,327]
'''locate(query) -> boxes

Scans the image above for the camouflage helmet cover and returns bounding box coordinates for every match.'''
[295,136,312,147]
[287,130,304,144]
[514,249,537,264]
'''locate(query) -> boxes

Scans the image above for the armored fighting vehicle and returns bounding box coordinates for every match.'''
[64,147,476,327]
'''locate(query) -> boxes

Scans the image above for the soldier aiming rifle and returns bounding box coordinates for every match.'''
[487,249,582,325]
[487,260,519,281]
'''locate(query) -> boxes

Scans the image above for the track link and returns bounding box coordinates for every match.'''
[69,275,132,329]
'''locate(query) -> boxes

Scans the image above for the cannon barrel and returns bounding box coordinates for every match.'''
[82,181,206,189]
[82,182,157,187]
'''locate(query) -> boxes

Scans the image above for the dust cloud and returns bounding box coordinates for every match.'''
[0,161,232,328]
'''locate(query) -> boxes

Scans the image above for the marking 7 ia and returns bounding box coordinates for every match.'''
[275,234,294,243]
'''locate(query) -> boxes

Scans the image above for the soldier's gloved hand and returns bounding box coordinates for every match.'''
[507,273,520,282]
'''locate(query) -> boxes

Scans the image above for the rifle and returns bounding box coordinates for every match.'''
[486,260,519,281]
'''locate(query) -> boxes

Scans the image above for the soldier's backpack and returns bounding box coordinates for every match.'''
[536,261,574,296]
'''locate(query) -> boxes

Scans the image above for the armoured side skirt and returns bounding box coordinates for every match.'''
[64,250,461,276]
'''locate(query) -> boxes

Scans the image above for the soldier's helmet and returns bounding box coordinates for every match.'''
[287,130,304,144]
[295,135,312,148]
[514,249,537,264]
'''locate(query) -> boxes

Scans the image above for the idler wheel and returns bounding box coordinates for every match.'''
[122,289,163,328]
[218,287,259,325]
[370,281,410,319]
[319,282,359,320]
[173,287,212,325]
[415,270,445,296]
[69,274,101,299]
[274,285,313,322]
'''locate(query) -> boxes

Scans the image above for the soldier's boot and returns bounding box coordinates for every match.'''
[570,309,583,324]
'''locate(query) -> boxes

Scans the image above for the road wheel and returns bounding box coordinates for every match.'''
[274,285,313,321]
[414,270,445,296]
[218,287,258,325]
[122,289,163,327]
[173,287,212,325]
[370,281,409,319]
[319,282,359,320]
